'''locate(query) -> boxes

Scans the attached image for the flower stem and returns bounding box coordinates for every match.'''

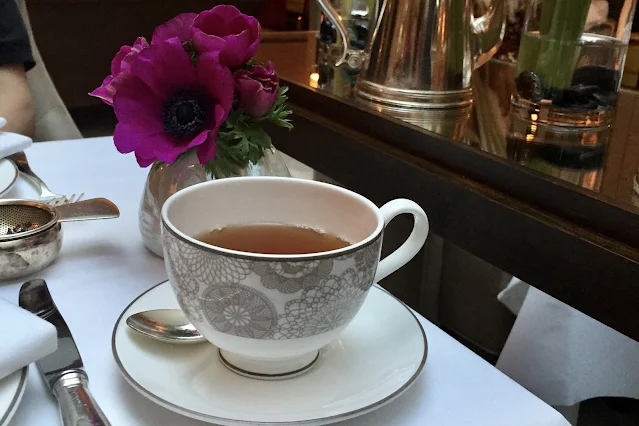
[518,0,591,89]
[448,0,466,78]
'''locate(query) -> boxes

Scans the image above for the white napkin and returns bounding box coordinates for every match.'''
[0,297,57,380]
[497,277,529,315]
[0,131,32,159]
[497,285,639,406]
[0,117,33,158]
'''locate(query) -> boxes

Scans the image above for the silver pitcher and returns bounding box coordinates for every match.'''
[316,0,380,71]
[319,0,505,112]
[314,1,379,96]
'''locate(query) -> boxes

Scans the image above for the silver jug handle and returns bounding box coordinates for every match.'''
[470,0,506,69]
[317,0,379,68]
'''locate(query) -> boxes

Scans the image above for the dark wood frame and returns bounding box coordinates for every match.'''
[268,80,639,342]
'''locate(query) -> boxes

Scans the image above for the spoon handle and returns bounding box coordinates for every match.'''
[8,151,57,199]
[55,198,120,222]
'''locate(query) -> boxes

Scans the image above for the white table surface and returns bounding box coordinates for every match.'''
[0,138,570,426]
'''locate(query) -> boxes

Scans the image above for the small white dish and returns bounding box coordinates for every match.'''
[0,367,28,426]
[0,160,18,198]
[112,281,427,425]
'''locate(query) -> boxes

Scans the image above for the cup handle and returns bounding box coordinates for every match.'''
[374,199,430,283]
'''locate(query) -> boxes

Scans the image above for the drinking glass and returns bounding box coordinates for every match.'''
[507,0,637,185]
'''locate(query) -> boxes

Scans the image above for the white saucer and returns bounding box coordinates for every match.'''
[0,159,18,198]
[0,367,27,426]
[112,281,427,425]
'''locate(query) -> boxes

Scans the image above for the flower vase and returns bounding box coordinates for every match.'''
[507,0,636,186]
[139,148,291,257]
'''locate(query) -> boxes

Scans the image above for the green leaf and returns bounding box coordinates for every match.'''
[202,85,294,177]
[243,126,272,148]
[273,118,293,130]
[181,40,198,66]
[243,59,265,69]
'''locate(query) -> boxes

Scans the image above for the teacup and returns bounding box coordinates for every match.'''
[161,177,429,379]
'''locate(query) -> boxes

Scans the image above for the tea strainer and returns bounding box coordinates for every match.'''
[0,198,120,241]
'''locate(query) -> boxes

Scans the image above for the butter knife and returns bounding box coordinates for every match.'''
[19,279,111,426]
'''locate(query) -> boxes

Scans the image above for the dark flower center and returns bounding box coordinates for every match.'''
[162,90,208,139]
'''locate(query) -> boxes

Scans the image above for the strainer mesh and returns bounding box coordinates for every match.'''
[0,205,54,236]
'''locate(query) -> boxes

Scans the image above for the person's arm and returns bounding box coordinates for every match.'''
[0,63,34,137]
[0,0,36,137]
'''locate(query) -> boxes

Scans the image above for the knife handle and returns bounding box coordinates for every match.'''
[52,371,111,426]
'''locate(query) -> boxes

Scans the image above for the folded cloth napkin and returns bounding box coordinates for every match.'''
[0,297,57,380]
[0,117,33,158]
[497,283,639,407]
[497,277,529,315]
[0,131,33,159]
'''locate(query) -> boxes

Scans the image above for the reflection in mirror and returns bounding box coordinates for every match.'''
[256,2,639,211]
[351,0,505,140]
[504,0,638,193]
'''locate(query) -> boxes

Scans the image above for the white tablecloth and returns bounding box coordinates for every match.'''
[0,138,570,426]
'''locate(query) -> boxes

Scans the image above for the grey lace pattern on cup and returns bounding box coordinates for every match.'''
[165,229,383,339]
[353,238,382,290]
[252,259,333,294]
[272,269,367,339]
[200,284,278,338]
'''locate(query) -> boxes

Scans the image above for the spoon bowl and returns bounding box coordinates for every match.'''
[126,309,206,344]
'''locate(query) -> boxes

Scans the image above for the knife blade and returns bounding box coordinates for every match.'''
[19,279,111,426]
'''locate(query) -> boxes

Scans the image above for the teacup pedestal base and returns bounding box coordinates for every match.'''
[218,349,320,380]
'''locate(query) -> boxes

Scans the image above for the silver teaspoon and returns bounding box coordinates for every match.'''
[126,309,206,344]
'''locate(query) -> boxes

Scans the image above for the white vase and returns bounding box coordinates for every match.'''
[138,148,291,257]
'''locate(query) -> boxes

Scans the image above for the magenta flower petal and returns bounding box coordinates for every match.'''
[123,38,150,69]
[196,132,217,164]
[190,130,210,148]
[113,123,158,166]
[105,34,235,167]
[225,13,259,58]
[193,7,233,37]
[198,52,234,115]
[132,37,197,100]
[113,78,164,167]
[111,46,132,75]
[152,130,210,165]
[233,61,279,117]
[205,5,242,23]
[112,75,167,165]
[135,154,156,168]
[89,37,149,105]
[152,13,197,44]
[192,5,260,68]
[113,123,138,154]
[195,105,228,164]
[151,132,190,164]
[191,29,226,59]
[112,77,163,132]
[89,75,115,105]
[190,130,216,164]
[217,32,254,69]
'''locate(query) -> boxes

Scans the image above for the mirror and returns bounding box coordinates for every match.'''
[256,24,639,215]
